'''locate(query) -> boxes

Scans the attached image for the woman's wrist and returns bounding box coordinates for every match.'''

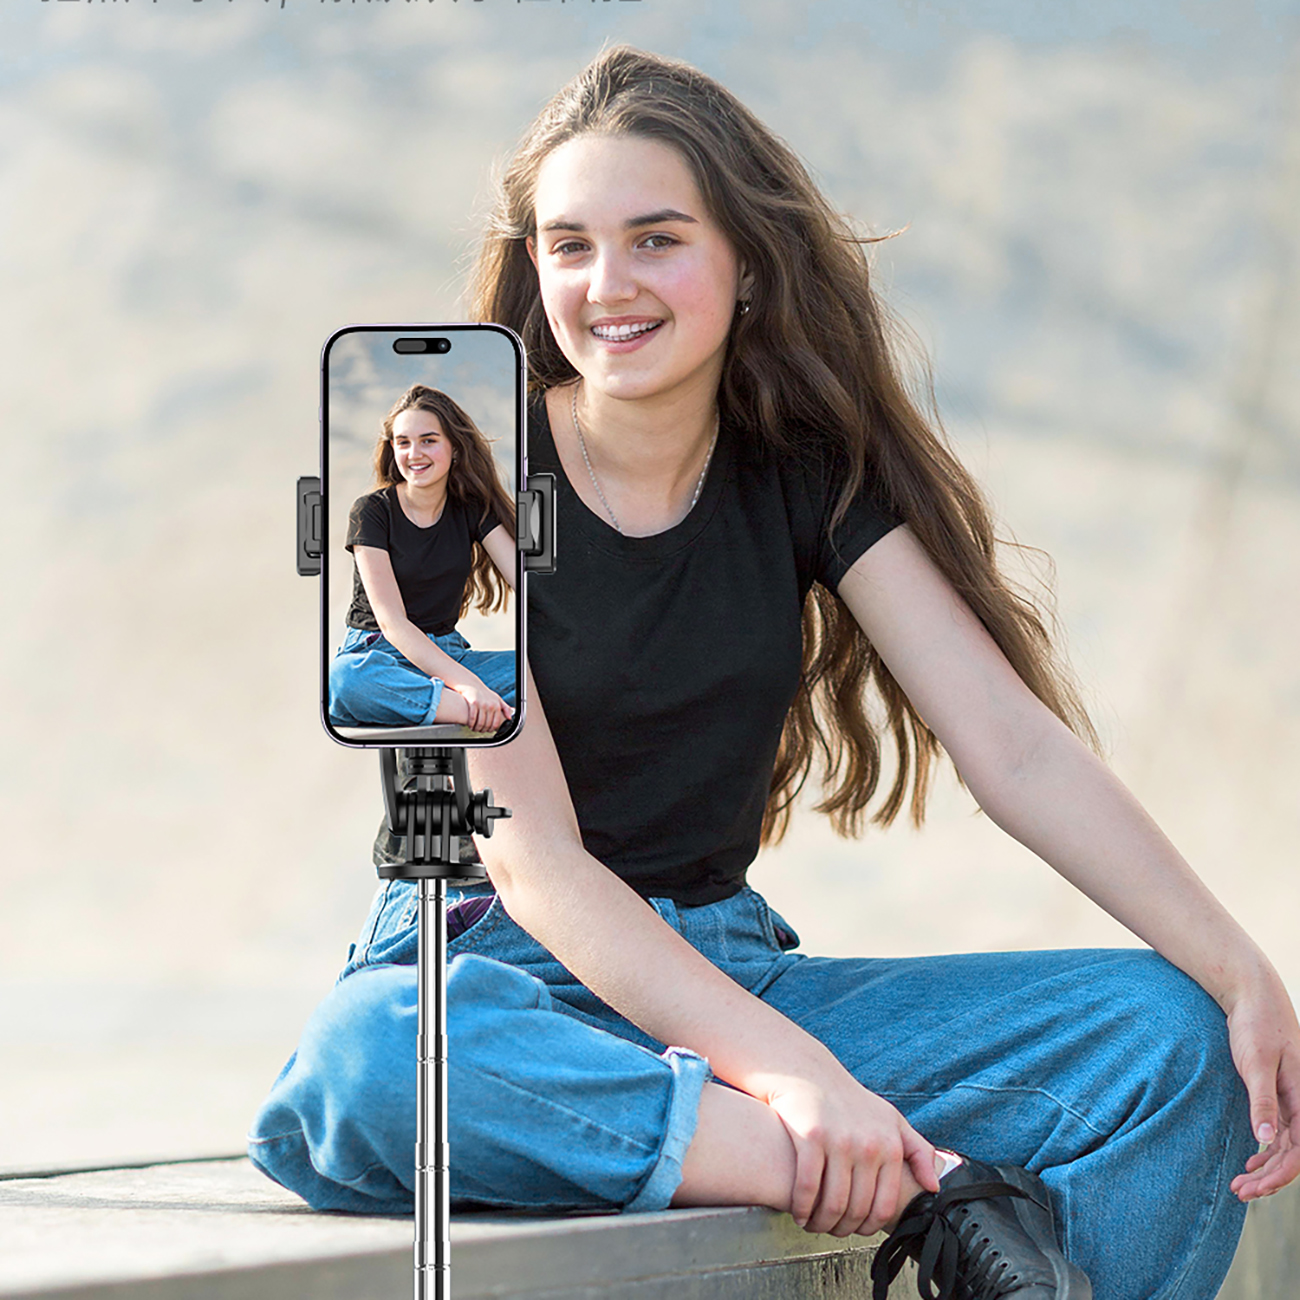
[1212,945,1286,1014]
[735,1034,853,1103]
[443,672,486,695]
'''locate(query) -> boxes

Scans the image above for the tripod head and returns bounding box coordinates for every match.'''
[377,747,507,882]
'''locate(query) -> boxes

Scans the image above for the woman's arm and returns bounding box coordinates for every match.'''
[353,546,510,731]
[470,664,940,1235]
[837,524,1300,1199]
[480,523,517,589]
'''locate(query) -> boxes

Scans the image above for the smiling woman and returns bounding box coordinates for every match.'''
[522,135,748,536]
[250,47,1300,1300]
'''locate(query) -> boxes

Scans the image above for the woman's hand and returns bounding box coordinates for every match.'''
[1225,966,1300,1201]
[450,679,513,733]
[763,1070,939,1236]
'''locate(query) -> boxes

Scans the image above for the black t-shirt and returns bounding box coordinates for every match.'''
[528,400,901,906]
[345,486,501,635]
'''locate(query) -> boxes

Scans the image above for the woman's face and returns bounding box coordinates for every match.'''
[528,133,746,406]
[390,408,454,491]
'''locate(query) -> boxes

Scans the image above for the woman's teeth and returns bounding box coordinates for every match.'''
[592,321,661,341]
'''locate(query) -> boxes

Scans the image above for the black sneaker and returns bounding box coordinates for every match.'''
[870,1156,1091,1299]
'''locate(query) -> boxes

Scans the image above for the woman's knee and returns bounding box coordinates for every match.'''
[277,967,417,1132]
[248,965,418,1211]
[1091,952,1248,1127]
[327,653,365,718]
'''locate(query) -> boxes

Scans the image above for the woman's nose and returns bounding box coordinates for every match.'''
[586,249,637,305]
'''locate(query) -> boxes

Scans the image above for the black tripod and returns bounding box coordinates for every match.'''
[378,747,509,1300]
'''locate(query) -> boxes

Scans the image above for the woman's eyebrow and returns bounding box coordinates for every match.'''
[538,209,699,233]
[625,208,698,228]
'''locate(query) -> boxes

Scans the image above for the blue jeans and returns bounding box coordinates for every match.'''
[328,628,516,727]
[247,883,1252,1300]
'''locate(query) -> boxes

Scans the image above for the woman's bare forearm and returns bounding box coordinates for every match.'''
[970,714,1273,1007]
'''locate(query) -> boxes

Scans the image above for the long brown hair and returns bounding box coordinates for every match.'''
[472,46,1097,841]
[374,385,515,621]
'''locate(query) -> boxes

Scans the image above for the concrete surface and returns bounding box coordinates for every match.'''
[0,1159,901,1300]
[1,1157,1294,1299]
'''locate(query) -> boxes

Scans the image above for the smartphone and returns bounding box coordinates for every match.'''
[316,324,527,749]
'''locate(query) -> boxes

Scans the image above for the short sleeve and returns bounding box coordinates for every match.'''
[475,506,505,544]
[346,492,390,553]
[813,457,902,590]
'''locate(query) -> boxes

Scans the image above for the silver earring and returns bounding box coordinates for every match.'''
[737,299,752,317]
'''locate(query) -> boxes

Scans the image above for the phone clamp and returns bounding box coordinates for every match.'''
[378,746,509,1300]
[518,472,556,575]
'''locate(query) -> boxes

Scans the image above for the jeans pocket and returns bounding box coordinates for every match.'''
[447,893,496,942]
[448,893,563,975]
[770,913,801,951]
[447,892,508,957]
[746,887,801,952]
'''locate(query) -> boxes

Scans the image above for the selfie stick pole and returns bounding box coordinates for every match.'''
[297,470,555,1300]
[378,747,508,1300]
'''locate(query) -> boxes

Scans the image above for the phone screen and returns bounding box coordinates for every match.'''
[320,324,524,748]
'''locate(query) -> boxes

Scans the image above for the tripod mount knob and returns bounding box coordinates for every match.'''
[469,790,511,838]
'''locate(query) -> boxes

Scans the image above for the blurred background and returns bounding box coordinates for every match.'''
[1,0,1296,1173]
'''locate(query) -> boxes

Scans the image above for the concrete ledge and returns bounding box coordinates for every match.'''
[3,1157,1294,1299]
[0,1159,906,1300]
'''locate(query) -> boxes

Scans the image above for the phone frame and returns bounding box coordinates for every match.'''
[318,322,527,750]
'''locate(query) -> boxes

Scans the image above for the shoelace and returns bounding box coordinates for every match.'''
[870,1178,1042,1300]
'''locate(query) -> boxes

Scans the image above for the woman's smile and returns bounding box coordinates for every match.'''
[588,316,665,349]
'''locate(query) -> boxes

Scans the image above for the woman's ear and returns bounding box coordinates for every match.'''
[737,262,755,308]
[526,236,539,270]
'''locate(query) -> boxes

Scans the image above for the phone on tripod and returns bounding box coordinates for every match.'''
[301,323,550,749]
[296,324,553,1300]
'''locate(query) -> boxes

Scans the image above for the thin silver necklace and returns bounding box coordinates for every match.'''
[570,385,718,535]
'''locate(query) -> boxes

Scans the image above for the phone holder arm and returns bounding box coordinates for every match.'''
[518,473,556,575]
[296,477,322,577]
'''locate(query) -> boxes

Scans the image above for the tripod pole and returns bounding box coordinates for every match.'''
[415,874,450,1300]
[378,748,507,1300]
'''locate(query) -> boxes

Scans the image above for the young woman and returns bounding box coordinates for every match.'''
[252,50,1299,1299]
[328,384,517,734]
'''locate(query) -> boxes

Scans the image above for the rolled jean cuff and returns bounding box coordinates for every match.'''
[623,1047,712,1213]
[421,678,445,725]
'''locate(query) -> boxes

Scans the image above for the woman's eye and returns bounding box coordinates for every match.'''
[552,240,587,256]
[641,233,679,250]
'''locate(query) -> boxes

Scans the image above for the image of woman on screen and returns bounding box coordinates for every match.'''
[327,384,516,734]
